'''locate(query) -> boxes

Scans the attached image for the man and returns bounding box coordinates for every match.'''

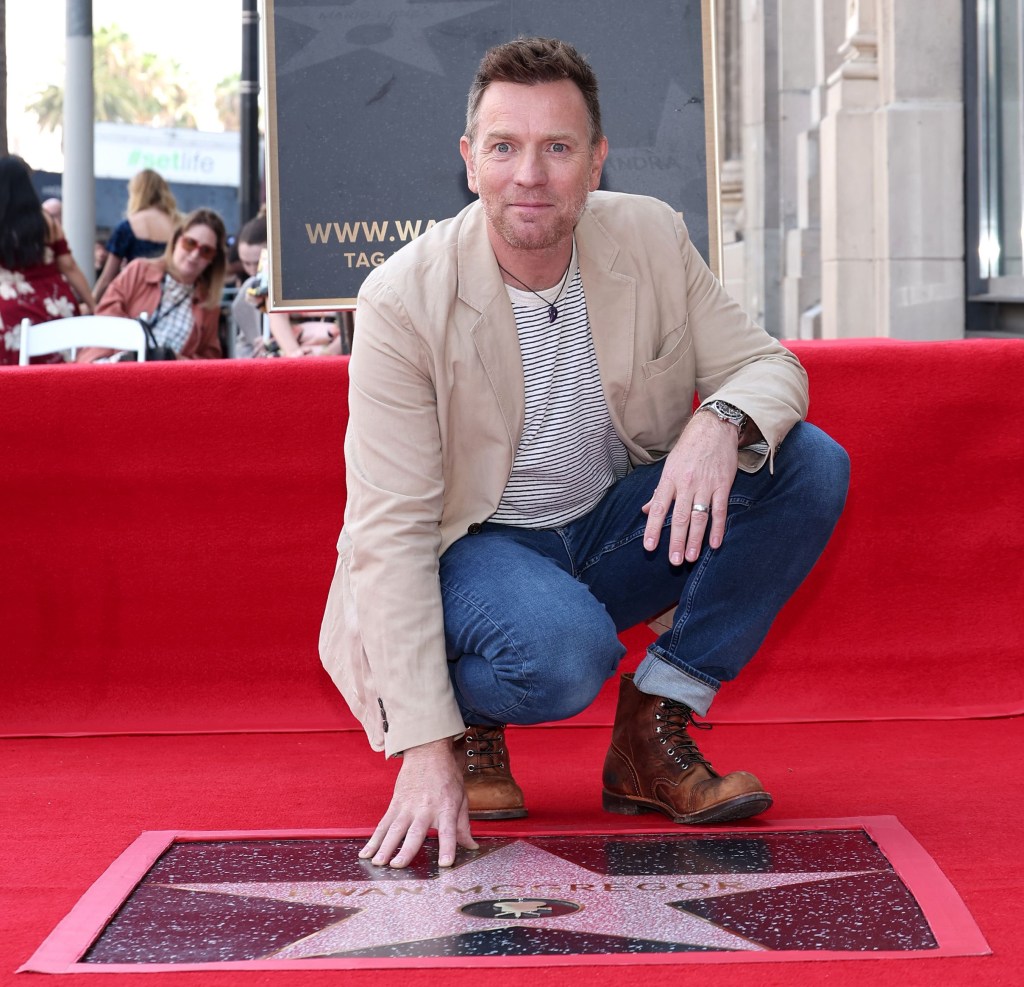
[320,37,849,870]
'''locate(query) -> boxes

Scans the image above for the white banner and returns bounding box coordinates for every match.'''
[94,123,240,187]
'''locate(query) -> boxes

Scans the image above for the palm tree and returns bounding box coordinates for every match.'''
[214,73,241,132]
[27,24,198,131]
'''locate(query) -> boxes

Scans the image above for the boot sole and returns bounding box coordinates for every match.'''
[601,789,772,825]
[469,807,529,820]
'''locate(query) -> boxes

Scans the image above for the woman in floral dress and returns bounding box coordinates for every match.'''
[0,156,96,365]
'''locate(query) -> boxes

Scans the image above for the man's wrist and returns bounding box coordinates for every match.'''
[696,400,747,443]
[401,738,455,761]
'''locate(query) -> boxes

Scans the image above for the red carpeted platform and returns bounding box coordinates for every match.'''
[2,339,1022,985]
[2,722,1022,985]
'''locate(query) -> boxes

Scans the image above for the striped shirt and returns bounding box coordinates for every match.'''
[491,259,630,528]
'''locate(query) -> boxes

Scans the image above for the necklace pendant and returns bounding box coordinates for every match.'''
[548,305,558,323]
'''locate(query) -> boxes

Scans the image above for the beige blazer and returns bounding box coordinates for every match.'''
[320,191,808,757]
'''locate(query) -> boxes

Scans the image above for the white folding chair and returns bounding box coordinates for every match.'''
[18,315,147,365]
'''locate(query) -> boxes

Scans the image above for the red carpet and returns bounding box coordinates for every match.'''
[2,340,1022,984]
[4,718,1022,985]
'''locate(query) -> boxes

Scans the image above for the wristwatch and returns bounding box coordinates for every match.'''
[698,400,748,433]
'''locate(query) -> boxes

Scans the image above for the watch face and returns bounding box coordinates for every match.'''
[708,401,746,427]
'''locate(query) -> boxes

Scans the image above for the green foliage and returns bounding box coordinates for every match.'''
[27,24,198,131]
[215,72,241,132]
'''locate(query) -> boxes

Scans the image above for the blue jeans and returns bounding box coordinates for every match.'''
[439,422,850,725]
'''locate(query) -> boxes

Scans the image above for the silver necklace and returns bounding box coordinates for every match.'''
[496,254,574,324]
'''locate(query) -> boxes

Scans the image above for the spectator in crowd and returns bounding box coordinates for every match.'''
[0,156,96,365]
[41,197,62,221]
[231,213,269,357]
[268,309,344,357]
[232,212,349,358]
[93,169,179,302]
[236,212,267,280]
[77,207,227,362]
[94,235,110,281]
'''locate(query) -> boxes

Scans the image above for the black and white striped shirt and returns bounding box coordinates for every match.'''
[491,261,630,528]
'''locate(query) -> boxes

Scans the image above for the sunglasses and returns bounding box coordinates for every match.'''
[178,235,218,261]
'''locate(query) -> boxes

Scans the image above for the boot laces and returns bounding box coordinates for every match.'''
[464,726,506,773]
[654,699,714,770]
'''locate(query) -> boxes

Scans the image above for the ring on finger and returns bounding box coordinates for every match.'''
[691,503,711,514]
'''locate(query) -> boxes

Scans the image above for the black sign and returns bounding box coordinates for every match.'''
[263,0,719,309]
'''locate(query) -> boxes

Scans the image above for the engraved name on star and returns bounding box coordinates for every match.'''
[164,840,877,957]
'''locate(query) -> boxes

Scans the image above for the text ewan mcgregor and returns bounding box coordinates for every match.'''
[288,879,748,899]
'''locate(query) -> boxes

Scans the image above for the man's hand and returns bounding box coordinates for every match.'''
[641,411,741,564]
[359,738,478,869]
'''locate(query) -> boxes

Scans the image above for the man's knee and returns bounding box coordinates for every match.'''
[782,423,850,521]
[533,622,625,721]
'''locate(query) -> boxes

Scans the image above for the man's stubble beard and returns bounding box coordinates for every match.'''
[484,184,591,253]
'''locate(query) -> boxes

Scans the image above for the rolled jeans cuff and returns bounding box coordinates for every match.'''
[633,648,720,717]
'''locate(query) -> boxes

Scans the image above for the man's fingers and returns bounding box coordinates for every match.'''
[389,818,431,869]
[455,801,479,855]
[370,818,411,867]
[682,501,713,562]
[708,496,728,549]
[358,815,393,860]
[642,491,671,551]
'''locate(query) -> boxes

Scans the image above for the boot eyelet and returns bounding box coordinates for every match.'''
[466,750,475,756]
[467,764,477,772]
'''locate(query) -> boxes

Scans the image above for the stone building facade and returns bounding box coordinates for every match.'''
[717,0,1023,339]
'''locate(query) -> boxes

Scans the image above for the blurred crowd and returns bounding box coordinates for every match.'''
[0,155,352,366]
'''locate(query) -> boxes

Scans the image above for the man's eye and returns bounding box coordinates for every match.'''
[495,142,511,153]
[551,142,567,152]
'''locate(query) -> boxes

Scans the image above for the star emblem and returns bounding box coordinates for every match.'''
[275,0,500,76]
[165,839,878,957]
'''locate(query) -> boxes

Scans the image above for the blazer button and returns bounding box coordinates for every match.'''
[467,522,482,535]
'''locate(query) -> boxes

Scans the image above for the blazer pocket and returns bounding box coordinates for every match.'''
[641,324,692,380]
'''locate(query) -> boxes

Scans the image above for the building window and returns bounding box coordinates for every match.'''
[968,0,1024,329]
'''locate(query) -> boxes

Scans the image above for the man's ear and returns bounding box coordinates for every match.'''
[589,136,609,191]
[460,136,478,194]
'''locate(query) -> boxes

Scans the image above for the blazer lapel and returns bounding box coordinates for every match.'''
[458,205,525,448]
[576,206,637,426]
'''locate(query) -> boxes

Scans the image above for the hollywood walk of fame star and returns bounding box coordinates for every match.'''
[163,839,880,958]
[275,0,500,76]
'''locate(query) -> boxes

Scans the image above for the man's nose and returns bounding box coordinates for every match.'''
[513,148,547,186]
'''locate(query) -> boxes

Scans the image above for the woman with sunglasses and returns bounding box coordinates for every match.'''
[78,208,227,362]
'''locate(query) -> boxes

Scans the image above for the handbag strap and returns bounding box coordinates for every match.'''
[141,277,191,338]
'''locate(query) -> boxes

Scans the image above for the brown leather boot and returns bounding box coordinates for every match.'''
[454,725,527,820]
[602,673,772,824]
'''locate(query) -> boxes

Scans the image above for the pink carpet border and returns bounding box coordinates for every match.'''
[20,816,989,974]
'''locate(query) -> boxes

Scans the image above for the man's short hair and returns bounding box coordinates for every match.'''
[464,37,603,148]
